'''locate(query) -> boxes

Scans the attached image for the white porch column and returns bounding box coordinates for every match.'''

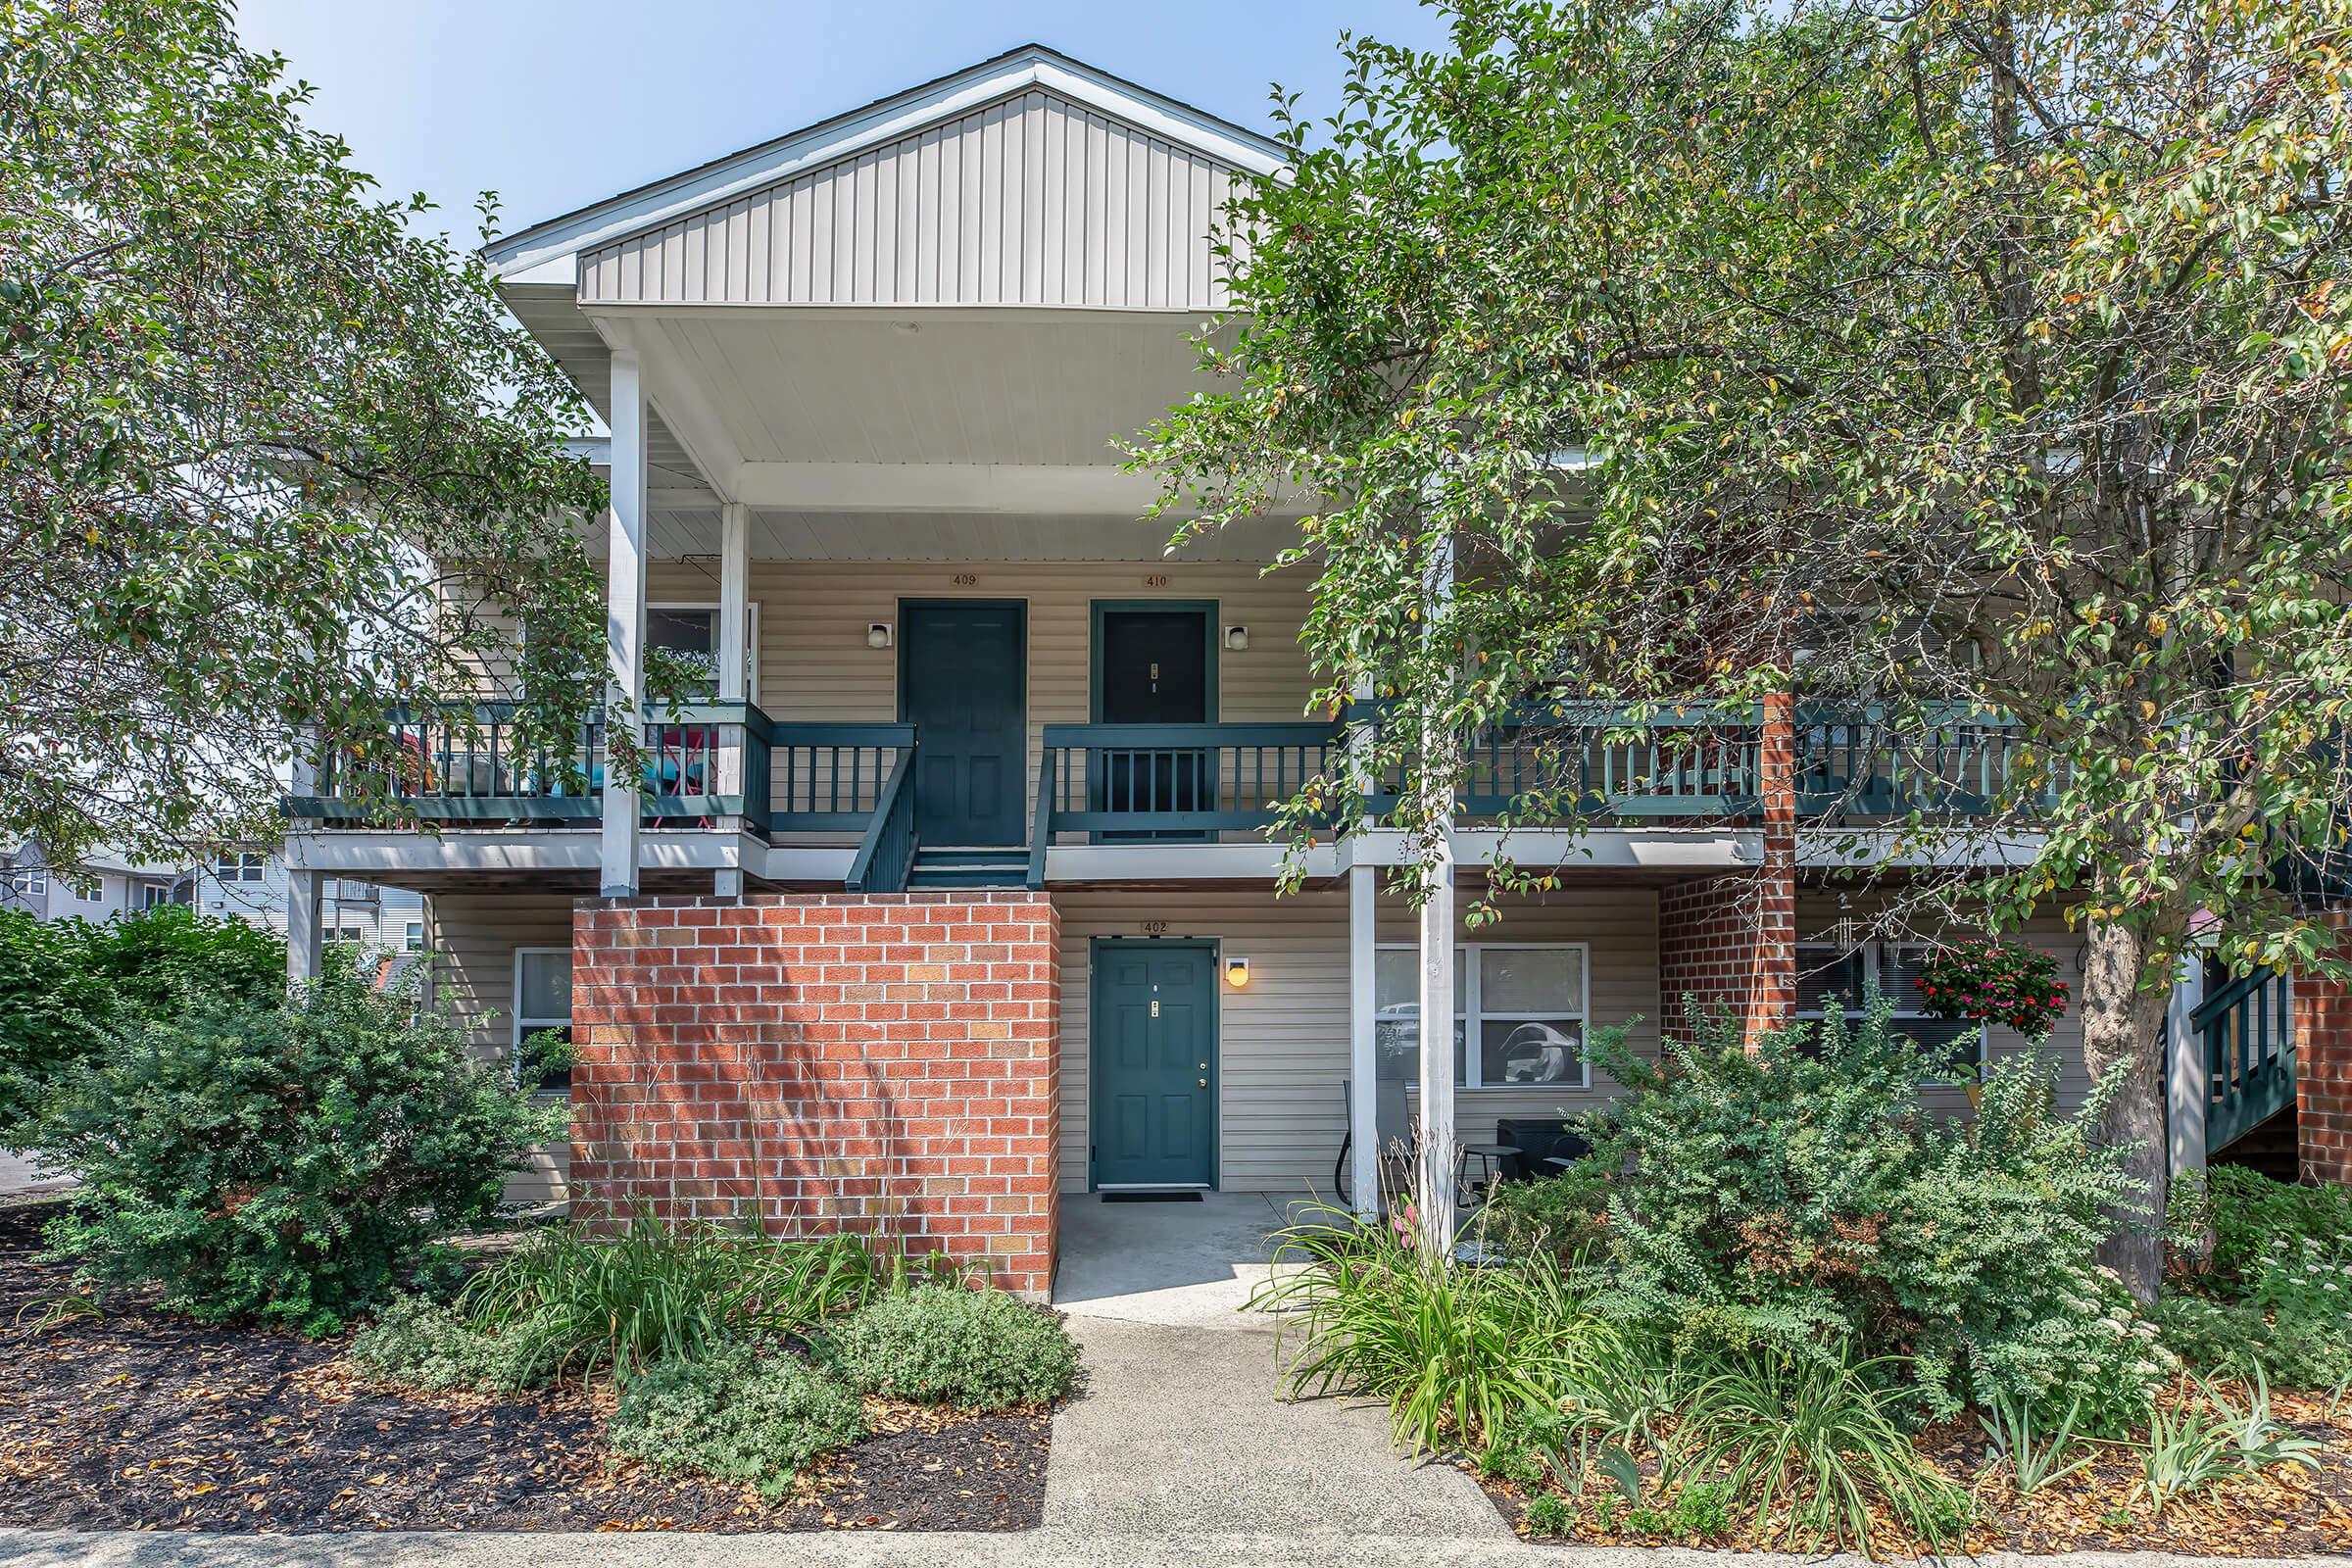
[2167,957,2208,1176]
[714,501,753,863]
[601,347,649,899]
[285,868,322,985]
[1348,861,1380,1217]
[718,502,750,705]
[1414,536,1457,1260]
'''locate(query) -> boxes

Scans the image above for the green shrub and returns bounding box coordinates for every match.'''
[823,1286,1079,1410]
[348,1294,555,1392]
[0,905,281,1146]
[2208,1166,2352,1294]
[1523,1493,1574,1536]
[462,1212,886,1380]
[608,1342,866,1498]
[2154,1289,2352,1390]
[1584,999,2167,1427]
[1484,1160,1612,1260]
[1254,1200,1606,1454]
[31,950,561,1334]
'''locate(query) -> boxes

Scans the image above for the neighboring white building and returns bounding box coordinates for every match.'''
[0,840,421,955]
[0,841,184,922]
[190,852,425,954]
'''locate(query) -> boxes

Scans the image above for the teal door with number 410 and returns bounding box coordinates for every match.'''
[1092,941,1216,1189]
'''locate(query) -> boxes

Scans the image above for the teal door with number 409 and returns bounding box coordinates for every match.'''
[1092,941,1216,1189]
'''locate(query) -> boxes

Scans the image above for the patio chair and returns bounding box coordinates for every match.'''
[1332,1074,1412,1210]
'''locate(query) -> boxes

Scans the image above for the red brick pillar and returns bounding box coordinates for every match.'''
[1655,695,1796,1049]
[2298,917,2352,1186]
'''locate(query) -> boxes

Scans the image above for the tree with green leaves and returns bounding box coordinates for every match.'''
[1138,0,2352,1296]
[1,0,611,870]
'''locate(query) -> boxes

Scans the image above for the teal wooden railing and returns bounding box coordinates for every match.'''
[1793,703,2036,820]
[768,723,915,836]
[288,701,770,824]
[289,708,913,874]
[2195,966,2296,1152]
[1365,701,1767,819]
[1028,722,1343,885]
[846,748,918,893]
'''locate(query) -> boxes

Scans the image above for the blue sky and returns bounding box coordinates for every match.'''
[230,2,1450,247]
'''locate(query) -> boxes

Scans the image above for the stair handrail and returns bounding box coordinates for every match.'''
[1027,745,1055,889]
[846,741,917,894]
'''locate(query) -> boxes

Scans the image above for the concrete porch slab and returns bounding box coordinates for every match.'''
[1053,1189,1304,1328]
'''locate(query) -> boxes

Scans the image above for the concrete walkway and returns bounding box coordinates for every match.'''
[1045,1189,1512,1544]
[0,1149,73,1199]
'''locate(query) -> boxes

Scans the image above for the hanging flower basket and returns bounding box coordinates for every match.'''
[1917,938,2068,1040]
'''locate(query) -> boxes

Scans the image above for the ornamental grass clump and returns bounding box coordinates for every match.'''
[1253,1198,1605,1456]
[457,1209,888,1381]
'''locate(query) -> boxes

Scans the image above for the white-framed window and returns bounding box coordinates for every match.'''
[648,602,759,701]
[1796,942,1985,1063]
[514,946,573,1095]
[140,885,168,909]
[215,852,265,883]
[21,868,46,898]
[80,881,102,903]
[405,921,424,952]
[1374,943,1591,1089]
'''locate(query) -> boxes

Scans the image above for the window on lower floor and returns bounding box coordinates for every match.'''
[405,921,424,952]
[1374,944,1590,1089]
[1796,942,1984,1063]
[139,885,168,909]
[514,946,573,1095]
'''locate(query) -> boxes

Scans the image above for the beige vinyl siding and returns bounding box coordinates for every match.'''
[1055,888,1662,1194]
[426,892,577,1203]
[580,89,1246,309]
[643,559,1321,828]
[1794,892,2092,1114]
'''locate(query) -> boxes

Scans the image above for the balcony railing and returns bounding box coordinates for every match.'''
[287,705,912,866]
[1794,703,2037,820]
[1028,722,1345,883]
[1366,702,1767,819]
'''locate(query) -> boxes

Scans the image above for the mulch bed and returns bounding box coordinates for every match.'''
[1473,1396,2352,1556]
[0,1201,1049,1533]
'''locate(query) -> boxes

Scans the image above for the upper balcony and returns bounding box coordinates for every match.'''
[282,692,2039,893]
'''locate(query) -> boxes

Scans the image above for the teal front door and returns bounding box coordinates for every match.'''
[900,602,1026,848]
[1093,941,1217,1189]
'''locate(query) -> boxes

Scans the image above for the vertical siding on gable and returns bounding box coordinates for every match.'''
[578,90,1250,310]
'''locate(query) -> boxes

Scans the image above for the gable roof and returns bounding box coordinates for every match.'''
[483,43,1288,287]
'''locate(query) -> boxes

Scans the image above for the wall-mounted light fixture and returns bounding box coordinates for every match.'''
[1224,956,1251,989]
[1223,624,1250,652]
[866,622,894,649]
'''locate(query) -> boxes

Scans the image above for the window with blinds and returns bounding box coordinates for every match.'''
[1795,942,1984,1061]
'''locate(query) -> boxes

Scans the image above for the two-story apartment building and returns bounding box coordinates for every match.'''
[282,46,2243,1297]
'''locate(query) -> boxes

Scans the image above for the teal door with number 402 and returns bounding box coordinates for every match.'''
[1093,941,1216,1189]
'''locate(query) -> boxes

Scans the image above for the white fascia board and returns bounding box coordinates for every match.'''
[1795,829,2048,869]
[1340,828,1759,870]
[482,47,1288,282]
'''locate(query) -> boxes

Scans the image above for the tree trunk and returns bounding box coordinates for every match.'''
[2078,917,2175,1303]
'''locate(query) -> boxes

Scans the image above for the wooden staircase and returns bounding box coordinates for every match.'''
[2192,966,2296,1167]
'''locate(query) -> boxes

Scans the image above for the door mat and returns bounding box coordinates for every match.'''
[1100,1191,1204,1203]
